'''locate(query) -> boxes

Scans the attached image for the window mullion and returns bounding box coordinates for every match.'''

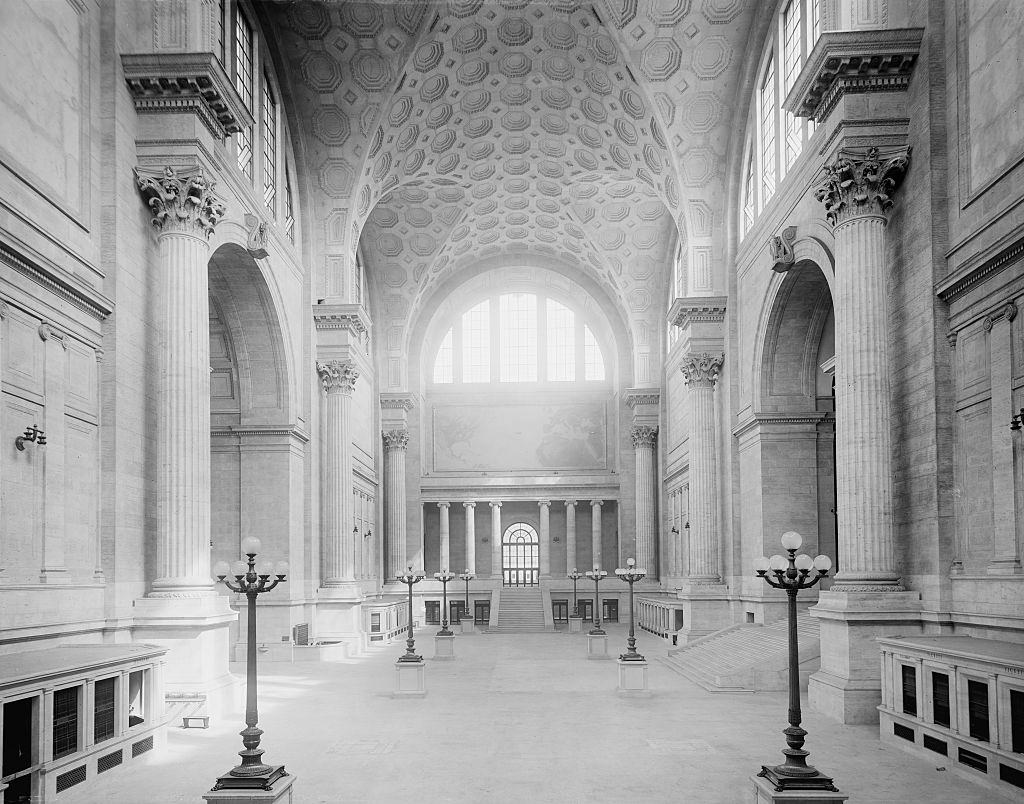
[453,321,463,383]
[576,315,585,382]
[490,295,500,384]
[538,294,547,383]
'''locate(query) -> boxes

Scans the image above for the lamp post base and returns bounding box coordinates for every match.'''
[434,633,455,659]
[393,659,427,697]
[751,773,847,803]
[587,632,609,659]
[207,766,290,795]
[616,658,650,696]
[568,616,583,633]
[460,616,475,634]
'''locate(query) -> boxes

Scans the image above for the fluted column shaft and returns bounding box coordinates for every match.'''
[464,502,476,574]
[318,361,359,586]
[438,502,450,571]
[490,501,502,579]
[591,500,603,568]
[539,500,551,577]
[565,500,577,572]
[816,145,910,588]
[383,429,409,581]
[631,425,658,577]
[136,166,225,594]
[682,355,723,581]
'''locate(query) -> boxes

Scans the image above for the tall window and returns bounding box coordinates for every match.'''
[94,677,116,744]
[284,168,295,242]
[234,8,254,179]
[432,293,608,384]
[216,0,227,64]
[782,0,803,170]
[262,76,277,211]
[53,687,79,759]
[758,57,776,204]
[462,300,490,382]
[741,141,756,237]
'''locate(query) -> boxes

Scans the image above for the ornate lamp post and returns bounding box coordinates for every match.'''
[584,565,607,635]
[397,565,425,662]
[567,568,584,616]
[615,558,646,661]
[434,569,454,635]
[211,537,288,791]
[458,569,474,621]
[754,531,838,793]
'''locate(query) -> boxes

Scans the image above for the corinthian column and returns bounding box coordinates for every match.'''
[538,500,551,577]
[135,166,225,594]
[565,500,577,571]
[382,429,409,581]
[490,501,502,579]
[631,425,658,577]
[681,354,724,582]
[463,502,476,574]
[590,500,603,568]
[438,502,450,571]
[814,146,910,590]
[317,360,359,587]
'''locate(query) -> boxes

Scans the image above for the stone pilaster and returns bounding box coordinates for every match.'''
[39,324,67,581]
[590,500,603,568]
[630,425,658,577]
[463,502,476,574]
[565,500,577,572]
[538,500,551,577]
[382,429,409,581]
[438,502,450,572]
[317,360,359,588]
[489,501,502,579]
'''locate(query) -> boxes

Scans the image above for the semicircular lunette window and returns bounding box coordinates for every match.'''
[431,293,606,384]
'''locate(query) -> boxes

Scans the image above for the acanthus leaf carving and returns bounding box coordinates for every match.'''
[135,166,226,238]
[813,146,910,227]
[316,359,359,394]
[630,424,658,449]
[680,353,724,387]
[382,428,410,449]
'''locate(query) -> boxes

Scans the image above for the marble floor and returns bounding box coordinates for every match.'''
[85,624,1005,803]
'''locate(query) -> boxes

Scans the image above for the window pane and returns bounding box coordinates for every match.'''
[235,9,254,179]
[499,293,537,382]
[901,665,917,717]
[584,326,605,381]
[94,678,116,744]
[462,301,490,382]
[782,1,803,170]
[284,168,295,242]
[546,299,575,381]
[433,329,453,383]
[759,57,776,203]
[742,147,756,235]
[932,672,950,728]
[262,77,277,211]
[967,679,989,742]
[53,687,79,759]
[809,0,822,52]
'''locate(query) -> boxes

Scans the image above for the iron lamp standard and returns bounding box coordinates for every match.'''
[211,538,288,791]
[584,565,607,635]
[567,568,584,616]
[434,569,455,636]
[754,531,838,793]
[614,558,646,661]
[397,566,425,662]
[458,569,475,622]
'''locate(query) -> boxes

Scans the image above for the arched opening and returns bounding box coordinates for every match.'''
[502,523,540,587]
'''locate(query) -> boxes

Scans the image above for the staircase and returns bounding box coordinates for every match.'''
[489,588,546,632]
[660,614,820,693]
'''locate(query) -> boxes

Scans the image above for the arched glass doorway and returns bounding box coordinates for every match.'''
[502,523,539,587]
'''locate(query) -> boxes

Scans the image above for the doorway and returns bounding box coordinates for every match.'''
[2,697,36,803]
[502,522,539,586]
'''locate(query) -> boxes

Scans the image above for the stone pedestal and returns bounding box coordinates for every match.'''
[203,773,296,804]
[568,616,583,633]
[616,659,650,696]
[674,583,732,645]
[587,633,609,659]
[394,660,427,697]
[750,775,847,804]
[460,617,475,634]
[433,634,455,660]
[808,589,921,724]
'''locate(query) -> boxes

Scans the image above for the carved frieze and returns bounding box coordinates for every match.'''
[135,166,226,237]
[814,146,910,226]
[316,360,359,395]
[769,226,797,273]
[680,353,724,388]
[382,429,410,450]
[630,425,658,450]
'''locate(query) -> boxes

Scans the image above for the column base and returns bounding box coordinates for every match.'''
[204,771,295,803]
[675,581,731,644]
[808,589,922,724]
[393,660,427,697]
[617,658,650,696]
[314,591,364,647]
[433,634,455,660]
[751,774,848,803]
[568,616,583,633]
[587,633,609,659]
[132,592,238,716]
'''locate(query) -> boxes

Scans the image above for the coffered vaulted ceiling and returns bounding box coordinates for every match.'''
[268,0,755,386]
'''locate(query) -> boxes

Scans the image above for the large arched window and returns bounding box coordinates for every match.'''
[502,523,539,587]
[431,293,607,384]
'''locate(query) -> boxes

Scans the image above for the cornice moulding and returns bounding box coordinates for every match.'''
[210,425,310,442]
[313,303,371,335]
[667,295,728,328]
[732,411,831,440]
[0,241,113,321]
[380,392,417,410]
[121,52,254,140]
[784,28,925,121]
[623,388,661,409]
[937,233,1024,306]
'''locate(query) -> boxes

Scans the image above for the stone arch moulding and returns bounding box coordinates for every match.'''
[752,232,836,415]
[206,240,294,424]
[404,253,635,395]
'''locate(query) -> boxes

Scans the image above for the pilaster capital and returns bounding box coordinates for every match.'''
[382,429,410,450]
[489,501,502,509]
[630,424,659,449]
[680,353,724,388]
[564,499,577,508]
[591,500,603,508]
[463,501,476,510]
[135,166,226,238]
[538,500,551,509]
[316,360,359,395]
[437,502,451,510]
[983,301,1017,332]
[814,146,911,227]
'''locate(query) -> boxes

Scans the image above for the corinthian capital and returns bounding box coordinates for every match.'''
[814,146,911,226]
[316,360,359,395]
[630,425,658,450]
[681,353,724,388]
[382,428,410,450]
[135,166,226,237]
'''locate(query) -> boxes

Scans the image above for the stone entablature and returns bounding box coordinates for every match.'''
[784,29,925,121]
[121,52,254,140]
